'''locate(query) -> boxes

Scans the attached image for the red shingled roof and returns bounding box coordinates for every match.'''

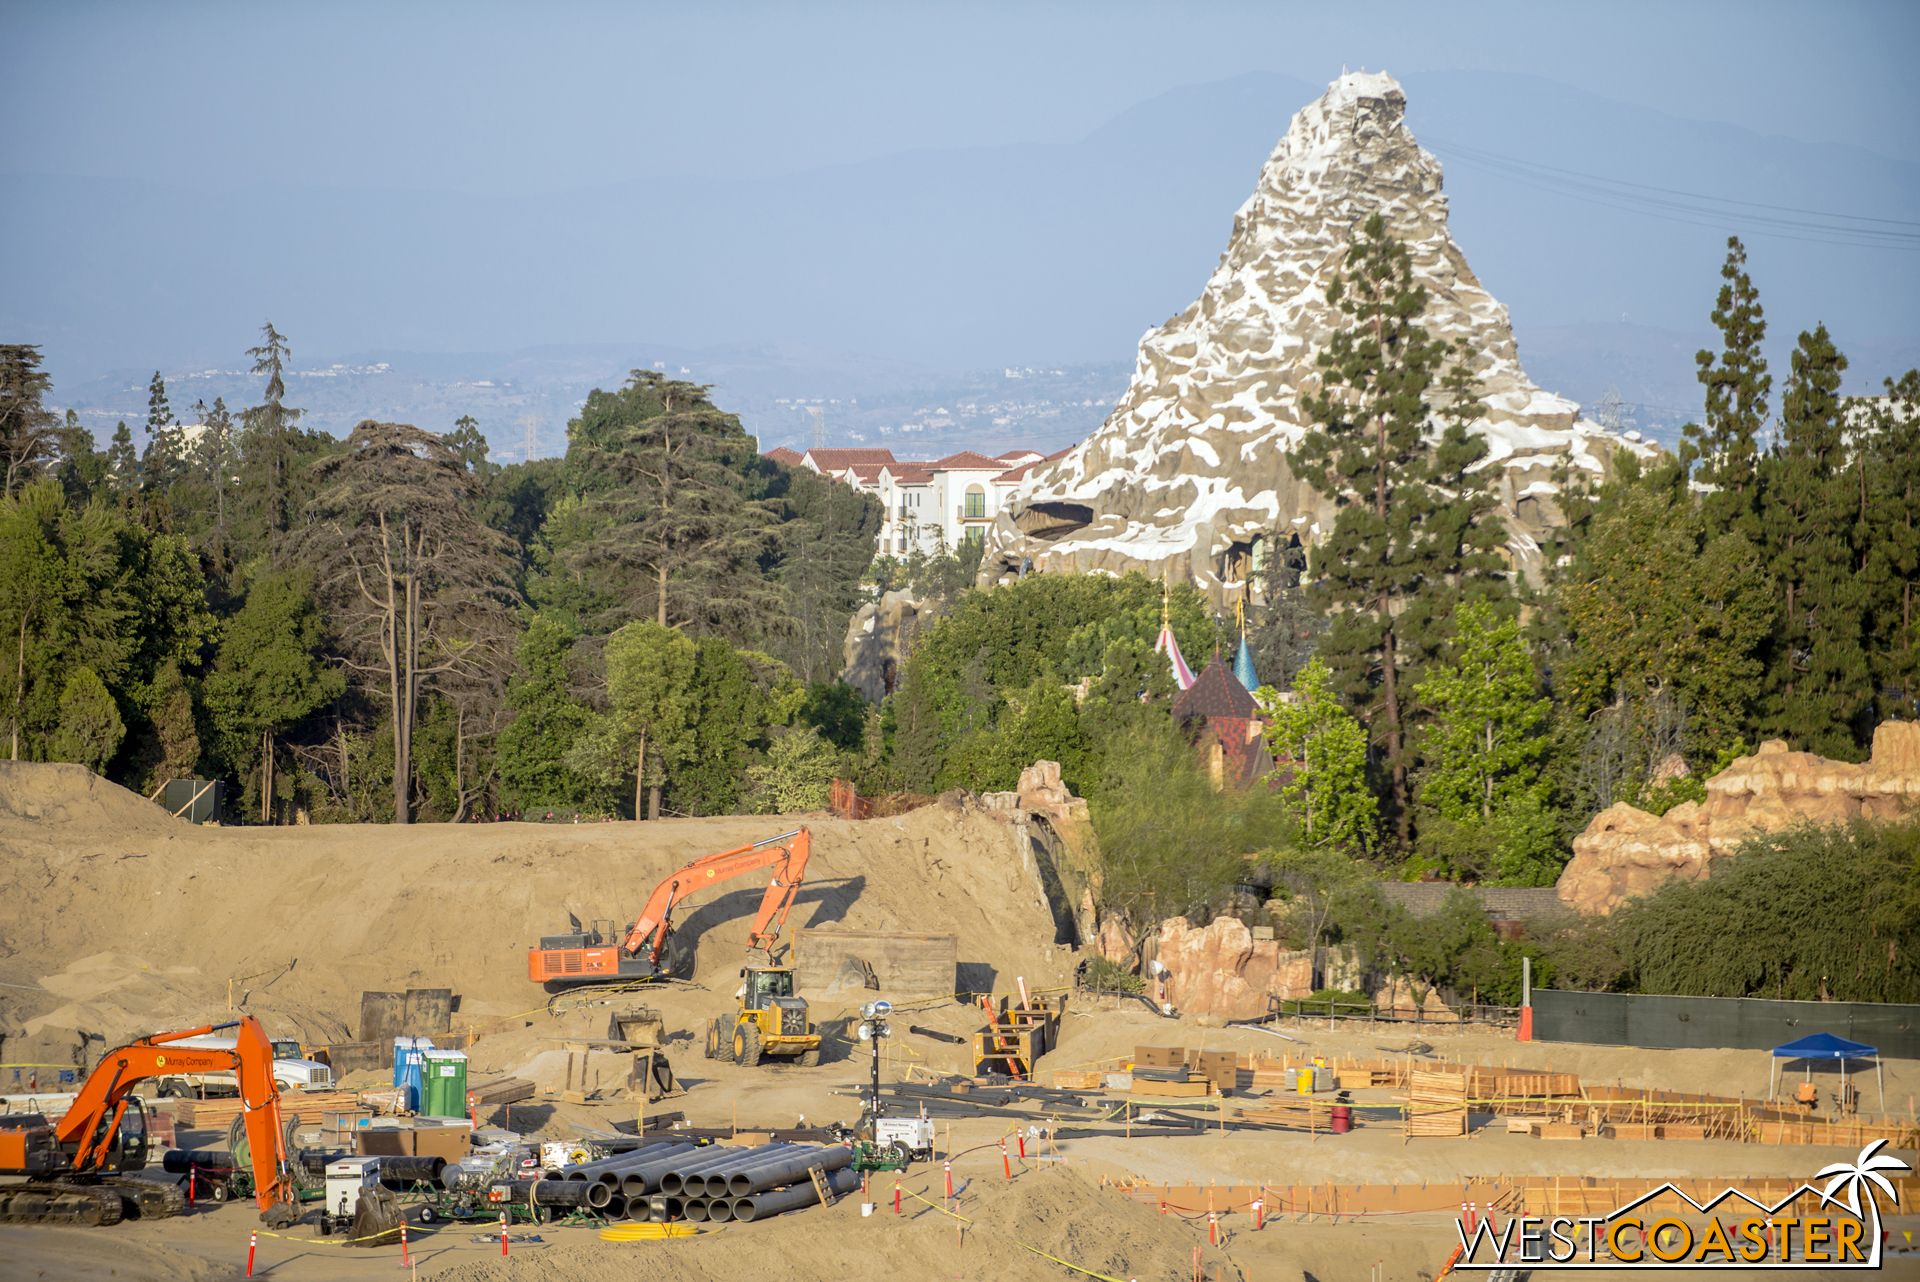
[930,450,1014,471]
[1172,655,1259,721]
[762,446,804,466]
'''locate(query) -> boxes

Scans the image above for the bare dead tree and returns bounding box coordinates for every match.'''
[297,421,520,824]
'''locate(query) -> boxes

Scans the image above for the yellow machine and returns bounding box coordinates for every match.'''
[704,967,822,1068]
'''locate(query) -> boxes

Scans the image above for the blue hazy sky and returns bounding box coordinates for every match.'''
[3,1,1916,398]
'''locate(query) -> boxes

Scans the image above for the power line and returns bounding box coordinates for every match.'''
[1426,138,1920,252]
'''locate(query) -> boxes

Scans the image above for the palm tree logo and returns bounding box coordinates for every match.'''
[1815,1139,1908,1225]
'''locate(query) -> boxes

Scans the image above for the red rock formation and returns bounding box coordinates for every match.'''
[1148,916,1315,1020]
[1556,720,1920,915]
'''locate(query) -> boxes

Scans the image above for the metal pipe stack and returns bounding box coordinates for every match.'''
[669,1144,854,1223]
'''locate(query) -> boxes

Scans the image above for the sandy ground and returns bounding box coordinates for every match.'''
[4,762,1920,1282]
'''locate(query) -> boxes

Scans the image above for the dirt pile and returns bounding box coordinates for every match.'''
[0,764,1062,1067]
[1555,722,1920,914]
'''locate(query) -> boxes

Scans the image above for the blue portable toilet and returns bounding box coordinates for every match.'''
[392,1036,434,1111]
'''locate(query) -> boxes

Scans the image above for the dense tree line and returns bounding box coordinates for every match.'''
[0,333,881,822]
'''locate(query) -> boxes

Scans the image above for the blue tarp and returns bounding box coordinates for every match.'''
[1770,1031,1877,1059]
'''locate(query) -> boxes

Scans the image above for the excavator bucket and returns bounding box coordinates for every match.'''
[348,1187,406,1246]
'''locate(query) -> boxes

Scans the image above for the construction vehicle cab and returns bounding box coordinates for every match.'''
[706,966,822,1068]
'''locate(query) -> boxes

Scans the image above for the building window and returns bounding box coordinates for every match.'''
[964,485,986,519]
[964,526,985,544]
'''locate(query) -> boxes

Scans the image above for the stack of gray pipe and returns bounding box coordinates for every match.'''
[539,1139,696,1218]
[655,1144,857,1224]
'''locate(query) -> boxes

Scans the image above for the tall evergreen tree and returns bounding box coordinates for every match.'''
[1682,237,1771,538]
[1287,212,1503,841]
[560,371,782,639]
[106,423,138,495]
[238,321,305,534]
[142,371,179,491]
[1863,370,1920,715]
[1757,324,1869,757]
[0,345,58,498]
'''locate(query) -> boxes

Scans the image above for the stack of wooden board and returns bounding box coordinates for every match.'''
[466,1075,536,1107]
[175,1090,367,1131]
[1235,1100,1337,1131]
[1050,1071,1104,1090]
[1404,1069,1467,1137]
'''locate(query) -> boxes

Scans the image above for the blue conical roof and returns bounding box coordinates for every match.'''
[1233,635,1259,692]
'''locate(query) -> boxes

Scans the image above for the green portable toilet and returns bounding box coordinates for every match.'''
[419,1049,469,1119]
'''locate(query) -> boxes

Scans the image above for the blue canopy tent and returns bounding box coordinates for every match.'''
[1769,1032,1882,1108]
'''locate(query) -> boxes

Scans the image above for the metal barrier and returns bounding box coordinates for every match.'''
[1531,989,1920,1058]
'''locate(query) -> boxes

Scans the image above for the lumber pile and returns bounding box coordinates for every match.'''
[175,1090,370,1131]
[466,1075,536,1107]
[1234,1100,1340,1132]
[1404,1069,1467,1137]
[1050,1071,1105,1090]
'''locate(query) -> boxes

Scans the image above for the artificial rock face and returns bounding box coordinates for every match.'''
[1555,722,1920,915]
[981,71,1650,601]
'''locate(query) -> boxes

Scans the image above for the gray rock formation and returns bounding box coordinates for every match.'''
[981,71,1652,602]
[841,589,940,703]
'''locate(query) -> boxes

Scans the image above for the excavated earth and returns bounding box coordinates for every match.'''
[5,762,1920,1281]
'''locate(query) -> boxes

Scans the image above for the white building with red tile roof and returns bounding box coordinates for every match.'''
[764,441,1054,557]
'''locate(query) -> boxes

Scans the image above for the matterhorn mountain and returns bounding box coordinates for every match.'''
[981,70,1652,599]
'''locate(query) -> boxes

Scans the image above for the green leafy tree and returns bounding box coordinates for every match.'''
[445,415,498,479]
[669,638,772,816]
[0,345,59,497]
[567,619,697,819]
[1553,483,1771,750]
[746,725,839,813]
[888,654,942,794]
[1681,237,1771,538]
[496,612,608,813]
[1090,724,1287,960]
[129,659,201,789]
[1414,602,1550,821]
[1259,657,1374,852]
[1756,323,1870,757]
[798,681,866,751]
[48,667,124,773]
[1287,212,1503,842]
[202,570,345,822]
[762,461,882,682]
[1863,369,1920,711]
[0,481,134,761]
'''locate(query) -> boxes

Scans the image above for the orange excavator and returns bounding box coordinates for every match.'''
[527,827,812,991]
[0,1016,300,1227]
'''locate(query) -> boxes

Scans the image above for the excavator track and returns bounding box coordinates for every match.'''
[100,1176,190,1220]
[0,1182,127,1226]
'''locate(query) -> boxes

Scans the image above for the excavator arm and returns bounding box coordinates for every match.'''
[622,827,811,963]
[57,1016,296,1219]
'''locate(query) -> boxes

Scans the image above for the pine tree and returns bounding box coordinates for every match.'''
[142,371,179,491]
[1757,324,1870,757]
[1287,212,1504,842]
[1682,237,1771,538]
[239,321,305,534]
[106,422,138,493]
[0,345,58,498]
[1863,370,1920,713]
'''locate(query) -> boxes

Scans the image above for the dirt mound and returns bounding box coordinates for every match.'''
[0,760,178,838]
[432,1166,1247,1282]
[0,766,1064,1064]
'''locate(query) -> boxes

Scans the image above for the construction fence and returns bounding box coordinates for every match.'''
[1531,990,1920,1059]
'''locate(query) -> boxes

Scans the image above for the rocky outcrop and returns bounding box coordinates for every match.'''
[1555,721,1920,915]
[841,589,939,703]
[1123,916,1316,1021]
[981,71,1652,603]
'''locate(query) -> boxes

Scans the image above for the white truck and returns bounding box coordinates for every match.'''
[154,1035,335,1097]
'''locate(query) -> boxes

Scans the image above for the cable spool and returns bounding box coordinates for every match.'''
[599,1223,701,1241]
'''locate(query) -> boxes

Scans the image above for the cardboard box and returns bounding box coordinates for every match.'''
[1051,1072,1105,1090]
[1130,1078,1211,1098]
[355,1124,470,1161]
[1134,1045,1184,1068]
